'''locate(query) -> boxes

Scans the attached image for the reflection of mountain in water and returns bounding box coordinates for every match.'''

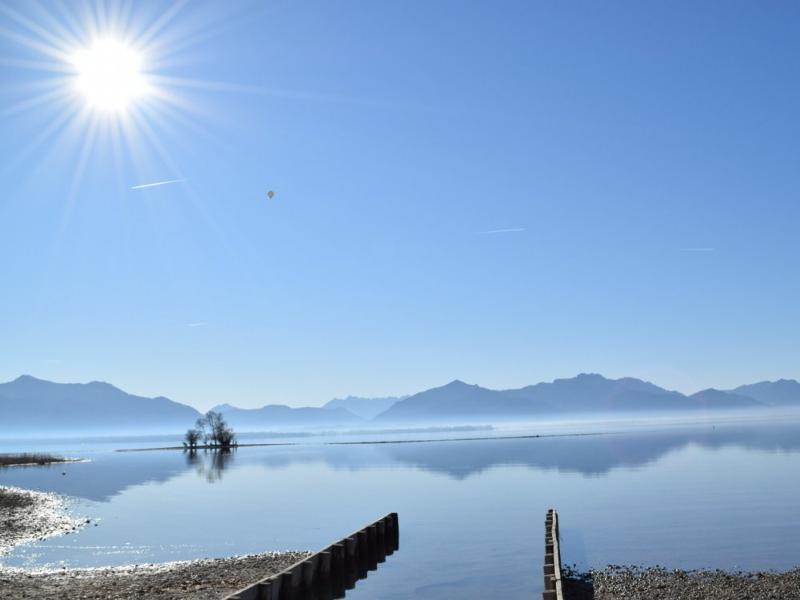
[378,424,800,477]
[231,423,800,478]
[2,423,800,500]
[378,423,800,477]
[0,450,188,501]
[237,423,800,479]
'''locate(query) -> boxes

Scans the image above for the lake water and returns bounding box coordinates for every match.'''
[2,414,800,598]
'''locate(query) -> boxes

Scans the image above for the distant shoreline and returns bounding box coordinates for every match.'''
[115,430,615,452]
[115,442,296,453]
[325,431,613,445]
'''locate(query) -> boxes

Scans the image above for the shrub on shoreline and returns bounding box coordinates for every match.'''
[0,453,67,467]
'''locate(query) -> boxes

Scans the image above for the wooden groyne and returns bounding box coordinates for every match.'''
[543,508,564,600]
[224,512,399,600]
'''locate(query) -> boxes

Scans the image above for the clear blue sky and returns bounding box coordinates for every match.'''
[1,1,798,409]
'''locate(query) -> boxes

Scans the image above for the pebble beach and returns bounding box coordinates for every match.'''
[0,484,309,599]
[0,553,311,600]
[565,565,800,600]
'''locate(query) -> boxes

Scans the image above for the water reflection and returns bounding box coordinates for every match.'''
[249,422,800,478]
[2,421,800,501]
[185,448,235,483]
[0,450,187,501]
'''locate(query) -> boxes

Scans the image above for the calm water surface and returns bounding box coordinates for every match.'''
[2,416,800,599]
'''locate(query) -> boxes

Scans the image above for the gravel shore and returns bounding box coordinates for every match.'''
[564,565,800,600]
[0,552,312,600]
[0,484,310,599]
[0,486,84,555]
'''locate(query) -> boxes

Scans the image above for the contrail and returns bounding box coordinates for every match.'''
[131,178,184,190]
[478,228,526,235]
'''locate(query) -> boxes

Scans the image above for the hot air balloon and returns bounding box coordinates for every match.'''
[266,190,275,199]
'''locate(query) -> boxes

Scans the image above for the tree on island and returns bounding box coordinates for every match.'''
[191,410,236,448]
[183,427,202,448]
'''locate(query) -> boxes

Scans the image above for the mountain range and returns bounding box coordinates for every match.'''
[1,373,799,437]
[375,374,783,423]
[209,403,362,430]
[0,375,199,435]
[322,395,408,419]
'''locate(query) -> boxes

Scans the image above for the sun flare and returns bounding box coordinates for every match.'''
[71,39,148,112]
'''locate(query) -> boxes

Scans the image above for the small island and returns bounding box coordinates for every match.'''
[183,410,237,450]
[0,453,72,467]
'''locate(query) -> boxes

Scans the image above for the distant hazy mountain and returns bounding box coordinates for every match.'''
[2,373,797,438]
[731,380,800,406]
[323,395,406,420]
[375,380,549,422]
[211,403,362,431]
[505,373,691,412]
[0,375,200,436]
[375,374,768,423]
[689,388,763,408]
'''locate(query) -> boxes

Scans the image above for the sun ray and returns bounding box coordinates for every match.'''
[0,25,67,62]
[0,101,81,179]
[0,56,72,73]
[148,73,406,111]
[0,2,73,56]
[50,0,92,46]
[143,8,249,72]
[26,0,83,51]
[67,111,101,200]
[51,111,100,252]
[134,0,189,49]
[129,105,186,186]
[93,0,110,34]
[114,0,137,41]
[1,77,70,96]
[134,102,209,156]
[0,83,74,118]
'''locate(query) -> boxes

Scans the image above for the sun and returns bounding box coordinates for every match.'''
[71,39,149,112]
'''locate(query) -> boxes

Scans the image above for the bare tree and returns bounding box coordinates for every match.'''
[216,425,236,447]
[195,410,236,448]
[184,428,202,448]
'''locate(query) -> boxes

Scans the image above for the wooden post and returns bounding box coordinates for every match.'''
[367,524,378,570]
[390,512,400,551]
[376,519,387,562]
[258,580,274,600]
[318,551,331,584]
[301,555,318,590]
[383,515,394,555]
[542,509,564,600]
[280,572,294,600]
[331,542,346,598]
[267,576,281,600]
[357,529,369,578]
[344,536,359,589]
